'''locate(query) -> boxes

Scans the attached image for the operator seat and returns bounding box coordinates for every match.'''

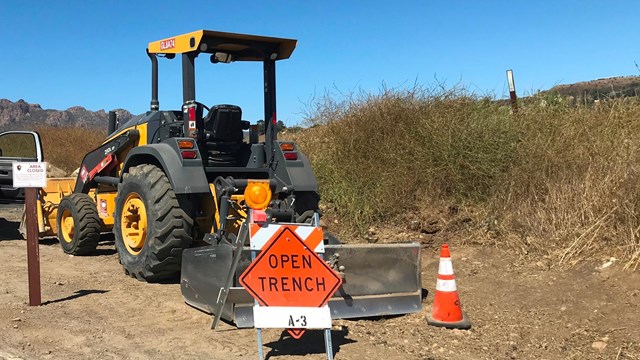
[203,104,245,166]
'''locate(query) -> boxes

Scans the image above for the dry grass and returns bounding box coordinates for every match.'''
[35,126,106,174]
[297,85,517,227]
[297,86,640,269]
[501,99,640,269]
[29,93,640,269]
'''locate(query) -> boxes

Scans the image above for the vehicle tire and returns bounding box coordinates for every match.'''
[114,164,193,282]
[56,193,101,255]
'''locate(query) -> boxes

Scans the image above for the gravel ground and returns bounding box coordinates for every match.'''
[1,202,639,359]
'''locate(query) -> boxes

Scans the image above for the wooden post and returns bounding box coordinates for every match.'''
[25,187,41,306]
[506,69,518,113]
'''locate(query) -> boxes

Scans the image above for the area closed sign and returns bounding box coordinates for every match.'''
[12,162,47,188]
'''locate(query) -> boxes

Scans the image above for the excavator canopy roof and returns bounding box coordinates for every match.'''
[147,30,297,61]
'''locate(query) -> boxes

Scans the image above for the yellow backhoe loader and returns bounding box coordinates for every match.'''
[34,30,422,327]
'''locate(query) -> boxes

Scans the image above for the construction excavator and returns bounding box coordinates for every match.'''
[33,30,422,327]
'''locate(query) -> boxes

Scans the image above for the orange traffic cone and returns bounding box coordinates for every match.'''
[426,244,471,329]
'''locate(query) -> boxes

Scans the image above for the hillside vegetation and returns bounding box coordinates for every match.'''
[37,126,106,174]
[294,86,640,269]
[546,75,640,103]
[31,86,640,270]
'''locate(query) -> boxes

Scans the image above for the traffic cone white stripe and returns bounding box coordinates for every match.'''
[438,257,454,275]
[436,278,457,292]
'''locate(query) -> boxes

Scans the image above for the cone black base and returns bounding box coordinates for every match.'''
[426,312,471,330]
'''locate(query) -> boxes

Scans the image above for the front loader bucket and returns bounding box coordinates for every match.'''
[19,177,77,239]
[181,242,422,328]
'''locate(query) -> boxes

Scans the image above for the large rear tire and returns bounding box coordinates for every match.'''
[57,193,101,255]
[114,164,193,282]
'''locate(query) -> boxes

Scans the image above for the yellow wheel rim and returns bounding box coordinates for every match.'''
[60,209,74,244]
[121,193,147,255]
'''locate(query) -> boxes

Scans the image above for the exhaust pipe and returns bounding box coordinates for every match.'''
[108,111,117,134]
[147,49,159,111]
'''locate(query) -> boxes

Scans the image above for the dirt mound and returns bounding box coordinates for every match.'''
[46,164,67,178]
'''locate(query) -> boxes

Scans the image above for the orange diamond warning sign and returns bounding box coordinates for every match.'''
[240,226,342,308]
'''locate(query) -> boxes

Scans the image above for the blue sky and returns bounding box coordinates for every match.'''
[1,1,639,125]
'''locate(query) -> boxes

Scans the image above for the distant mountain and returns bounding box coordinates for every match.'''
[544,76,640,102]
[0,99,133,131]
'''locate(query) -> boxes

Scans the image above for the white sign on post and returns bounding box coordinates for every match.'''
[12,162,47,188]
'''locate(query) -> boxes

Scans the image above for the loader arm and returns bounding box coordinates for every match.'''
[73,130,139,194]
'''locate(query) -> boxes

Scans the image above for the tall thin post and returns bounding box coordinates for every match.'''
[26,187,41,306]
[506,69,518,113]
[263,57,277,169]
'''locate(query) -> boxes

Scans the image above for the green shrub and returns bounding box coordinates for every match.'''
[302,86,517,226]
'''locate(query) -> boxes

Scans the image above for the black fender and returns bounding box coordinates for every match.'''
[272,140,318,193]
[121,140,209,194]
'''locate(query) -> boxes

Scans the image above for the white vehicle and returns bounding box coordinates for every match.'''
[0,131,44,198]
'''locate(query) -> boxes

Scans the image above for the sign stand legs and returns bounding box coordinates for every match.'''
[251,247,265,360]
[256,327,264,360]
[316,212,335,360]
[324,328,334,360]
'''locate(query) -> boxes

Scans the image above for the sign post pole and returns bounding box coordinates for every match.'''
[25,187,41,306]
[12,161,47,307]
[506,69,518,113]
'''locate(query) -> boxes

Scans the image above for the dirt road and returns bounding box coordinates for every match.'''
[1,203,639,359]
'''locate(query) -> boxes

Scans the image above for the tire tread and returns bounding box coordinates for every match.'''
[115,164,193,282]
[57,193,101,255]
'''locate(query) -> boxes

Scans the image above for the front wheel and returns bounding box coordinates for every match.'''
[114,164,193,282]
[56,193,101,255]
